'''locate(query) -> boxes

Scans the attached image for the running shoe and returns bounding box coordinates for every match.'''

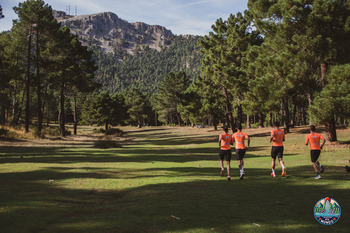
[315,175,321,179]
[227,176,231,181]
[282,168,287,177]
[271,173,276,177]
[320,165,324,173]
[239,173,244,180]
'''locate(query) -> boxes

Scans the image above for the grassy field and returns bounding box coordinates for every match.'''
[0,126,349,233]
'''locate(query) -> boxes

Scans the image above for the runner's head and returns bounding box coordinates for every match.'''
[223,125,229,133]
[236,124,242,131]
[273,121,280,128]
[310,125,316,132]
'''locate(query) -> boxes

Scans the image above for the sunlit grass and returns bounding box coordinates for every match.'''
[0,125,349,232]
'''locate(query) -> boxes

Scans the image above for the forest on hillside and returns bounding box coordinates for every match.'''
[93,35,203,93]
[1,0,350,142]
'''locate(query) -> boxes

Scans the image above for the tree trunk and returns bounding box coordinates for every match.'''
[60,69,66,137]
[282,97,290,133]
[25,32,32,133]
[0,93,5,126]
[302,106,307,125]
[307,91,313,125]
[258,112,264,128]
[269,112,273,127]
[246,115,251,128]
[237,103,243,129]
[320,63,327,88]
[176,112,181,126]
[73,95,78,135]
[154,110,157,126]
[36,30,42,133]
[41,84,48,127]
[325,115,337,142]
[223,87,235,133]
[291,104,296,128]
[11,81,17,127]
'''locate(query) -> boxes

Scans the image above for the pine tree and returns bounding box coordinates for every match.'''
[0,5,4,19]
[248,0,350,140]
[124,88,149,127]
[155,71,191,126]
[13,0,61,133]
[310,64,350,137]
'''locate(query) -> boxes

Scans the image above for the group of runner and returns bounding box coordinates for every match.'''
[218,122,326,181]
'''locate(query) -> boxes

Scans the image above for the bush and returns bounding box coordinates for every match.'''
[93,139,122,148]
[0,128,9,137]
[48,128,60,136]
[92,128,105,134]
[32,128,45,139]
[106,128,124,136]
[93,128,124,137]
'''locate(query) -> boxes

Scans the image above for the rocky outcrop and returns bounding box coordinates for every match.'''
[54,11,173,54]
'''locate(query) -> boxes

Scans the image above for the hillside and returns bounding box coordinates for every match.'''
[54,10,203,93]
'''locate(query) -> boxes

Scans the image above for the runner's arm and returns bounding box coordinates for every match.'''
[320,137,326,149]
[305,136,309,146]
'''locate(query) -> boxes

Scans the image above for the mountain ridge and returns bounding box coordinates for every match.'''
[54,10,174,54]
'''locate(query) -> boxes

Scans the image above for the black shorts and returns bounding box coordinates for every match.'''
[219,149,232,161]
[235,149,246,160]
[271,146,284,159]
[310,150,321,162]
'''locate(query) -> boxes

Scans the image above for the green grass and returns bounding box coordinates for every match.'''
[0,126,349,233]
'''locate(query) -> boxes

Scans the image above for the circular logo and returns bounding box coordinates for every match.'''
[314,197,341,225]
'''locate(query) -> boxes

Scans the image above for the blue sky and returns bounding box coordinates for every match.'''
[1,0,248,35]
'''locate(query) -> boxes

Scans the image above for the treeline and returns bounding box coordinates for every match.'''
[93,35,203,93]
[1,0,350,143]
[101,0,350,141]
[0,0,98,137]
[197,0,350,142]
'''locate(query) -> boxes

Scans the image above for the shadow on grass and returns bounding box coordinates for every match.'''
[0,128,349,232]
[0,166,349,233]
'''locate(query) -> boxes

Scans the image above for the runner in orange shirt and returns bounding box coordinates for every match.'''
[270,121,287,177]
[305,125,326,179]
[232,125,250,180]
[219,125,233,181]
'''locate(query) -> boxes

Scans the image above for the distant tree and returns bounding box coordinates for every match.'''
[47,27,96,136]
[155,71,191,126]
[0,33,11,125]
[124,88,149,127]
[0,5,4,19]
[177,82,202,126]
[310,64,350,139]
[81,92,127,130]
[199,11,262,131]
[199,18,235,131]
[195,75,225,130]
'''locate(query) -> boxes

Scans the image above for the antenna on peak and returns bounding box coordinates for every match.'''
[75,5,77,16]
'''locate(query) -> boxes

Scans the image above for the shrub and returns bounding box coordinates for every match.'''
[92,128,105,134]
[93,139,122,149]
[105,128,124,136]
[0,128,9,137]
[48,128,60,136]
[32,128,45,139]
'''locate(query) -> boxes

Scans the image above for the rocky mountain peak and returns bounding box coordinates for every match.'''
[54,10,173,54]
